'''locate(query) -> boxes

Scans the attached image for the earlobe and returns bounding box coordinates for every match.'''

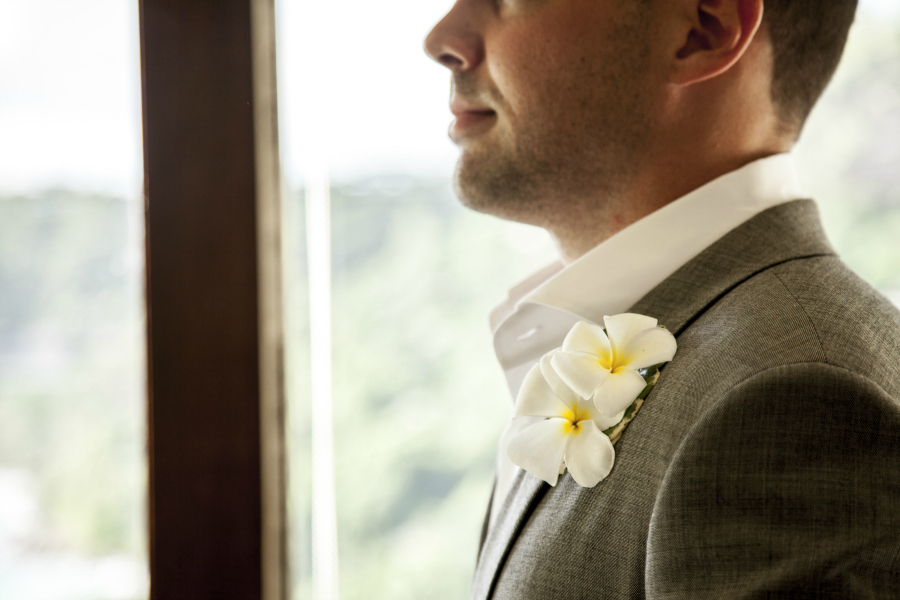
[671,0,763,86]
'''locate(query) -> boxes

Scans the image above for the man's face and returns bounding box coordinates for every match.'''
[425,0,659,224]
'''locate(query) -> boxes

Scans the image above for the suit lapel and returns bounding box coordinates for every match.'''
[471,199,835,599]
[471,469,546,600]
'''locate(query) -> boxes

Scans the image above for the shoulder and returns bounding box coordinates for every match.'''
[663,254,900,512]
[647,362,900,598]
[659,362,900,490]
[767,255,900,394]
[644,258,900,598]
[668,254,900,403]
[643,257,900,598]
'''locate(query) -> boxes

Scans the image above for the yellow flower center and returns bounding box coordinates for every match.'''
[561,402,592,435]
[597,354,612,370]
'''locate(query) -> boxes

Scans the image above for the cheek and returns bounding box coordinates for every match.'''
[487,11,614,121]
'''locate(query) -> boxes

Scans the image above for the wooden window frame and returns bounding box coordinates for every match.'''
[139,0,286,597]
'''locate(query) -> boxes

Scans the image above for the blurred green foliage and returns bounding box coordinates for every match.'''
[797,15,900,292]
[0,190,145,559]
[284,179,557,600]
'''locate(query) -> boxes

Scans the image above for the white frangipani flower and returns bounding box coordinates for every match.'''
[551,314,677,417]
[507,352,619,487]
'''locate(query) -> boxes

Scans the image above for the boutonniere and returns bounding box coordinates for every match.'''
[507,313,677,488]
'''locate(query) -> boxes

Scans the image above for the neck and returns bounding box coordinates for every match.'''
[547,146,790,264]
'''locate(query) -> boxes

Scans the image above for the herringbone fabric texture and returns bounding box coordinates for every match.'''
[472,200,900,599]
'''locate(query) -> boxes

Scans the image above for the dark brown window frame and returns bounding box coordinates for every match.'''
[139,0,286,597]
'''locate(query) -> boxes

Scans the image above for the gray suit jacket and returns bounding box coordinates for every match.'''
[472,200,900,599]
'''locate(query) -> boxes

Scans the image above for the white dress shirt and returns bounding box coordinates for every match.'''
[488,153,806,526]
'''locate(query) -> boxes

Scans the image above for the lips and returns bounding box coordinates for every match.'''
[453,110,496,130]
[449,101,497,137]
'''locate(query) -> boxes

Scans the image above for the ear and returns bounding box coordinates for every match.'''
[670,0,764,86]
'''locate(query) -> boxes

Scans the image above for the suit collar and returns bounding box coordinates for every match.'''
[629,199,835,335]
[472,199,835,599]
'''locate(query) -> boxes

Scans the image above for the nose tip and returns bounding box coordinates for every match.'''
[425,42,466,70]
[423,31,446,66]
[424,26,465,71]
[423,5,483,72]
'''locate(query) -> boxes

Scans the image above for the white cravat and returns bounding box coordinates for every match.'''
[488,153,806,527]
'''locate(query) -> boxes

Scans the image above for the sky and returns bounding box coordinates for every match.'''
[0,0,897,196]
[0,0,142,196]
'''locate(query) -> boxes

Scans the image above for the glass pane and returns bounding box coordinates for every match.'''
[277,2,558,599]
[0,1,147,598]
[797,0,900,302]
[276,0,900,598]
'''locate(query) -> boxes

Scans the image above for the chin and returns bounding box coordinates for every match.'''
[452,153,548,226]
[452,154,503,213]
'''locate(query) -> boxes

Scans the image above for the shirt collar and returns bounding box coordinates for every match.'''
[508,153,803,326]
[491,153,805,372]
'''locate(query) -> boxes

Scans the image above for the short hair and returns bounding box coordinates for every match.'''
[764,0,858,133]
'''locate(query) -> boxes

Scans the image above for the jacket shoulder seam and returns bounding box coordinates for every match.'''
[768,267,830,365]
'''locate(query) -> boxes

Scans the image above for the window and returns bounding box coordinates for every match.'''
[276,1,557,598]
[0,1,147,598]
[795,0,900,303]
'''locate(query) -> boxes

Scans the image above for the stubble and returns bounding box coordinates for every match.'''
[452,7,655,231]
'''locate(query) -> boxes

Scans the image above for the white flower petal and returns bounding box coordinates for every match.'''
[507,418,570,487]
[592,367,648,416]
[539,351,582,406]
[572,396,624,431]
[564,421,615,487]
[604,313,658,357]
[515,362,571,419]
[618,327,677,370]
[561,321,611,361]
[551,350,610,400]
[593,409,626,431]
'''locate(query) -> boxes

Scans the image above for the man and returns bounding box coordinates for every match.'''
[425,0,900,598]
